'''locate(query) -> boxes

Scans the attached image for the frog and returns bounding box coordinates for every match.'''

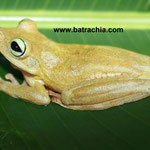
[0,19,150,110]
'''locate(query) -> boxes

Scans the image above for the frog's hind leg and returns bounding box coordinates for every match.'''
[56,92,150,110]
[59,78,150,110]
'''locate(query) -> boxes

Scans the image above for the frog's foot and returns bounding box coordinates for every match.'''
[52,97,61,104]
[51,96,75,109]
[5,73,27,86]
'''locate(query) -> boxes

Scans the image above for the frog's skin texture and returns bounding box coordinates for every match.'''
[0,19,150,110]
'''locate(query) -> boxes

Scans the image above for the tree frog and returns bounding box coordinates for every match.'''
[0,19,150,110]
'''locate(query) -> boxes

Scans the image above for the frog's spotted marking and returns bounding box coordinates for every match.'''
[90,72,122,79]
[41,51,60,69]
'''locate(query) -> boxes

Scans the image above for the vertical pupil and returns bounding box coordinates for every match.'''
[11,41,22,52]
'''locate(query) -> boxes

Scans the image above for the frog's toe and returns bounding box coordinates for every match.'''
[48,90,61,98]
[52,97,61,104]
[5,73,19,85]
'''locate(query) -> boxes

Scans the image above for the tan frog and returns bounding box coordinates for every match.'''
[0,19,150,110]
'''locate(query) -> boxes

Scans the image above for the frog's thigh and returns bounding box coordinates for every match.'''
[61,79,150,110]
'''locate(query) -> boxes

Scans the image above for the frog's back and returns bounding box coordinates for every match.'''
[41,43,150,92]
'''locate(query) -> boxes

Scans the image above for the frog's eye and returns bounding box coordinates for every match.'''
[10,38,26,57]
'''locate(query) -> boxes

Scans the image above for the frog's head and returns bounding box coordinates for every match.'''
[0,19,53,75]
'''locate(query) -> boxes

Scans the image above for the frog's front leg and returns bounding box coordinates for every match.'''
[0,75,50,105]
[5,73,20,85]
[5,73,28,86]
[58,78,150,110]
